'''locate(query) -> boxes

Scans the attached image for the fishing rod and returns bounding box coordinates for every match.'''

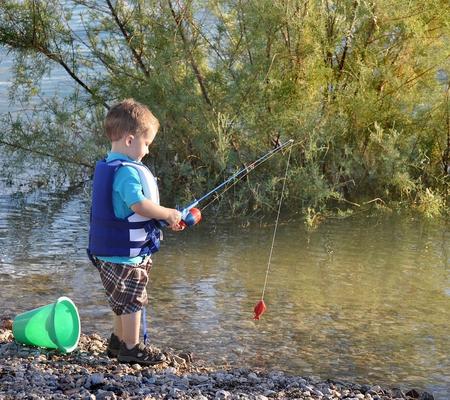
[170,139,294,228]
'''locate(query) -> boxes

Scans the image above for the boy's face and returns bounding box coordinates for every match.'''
[127,126,157,161]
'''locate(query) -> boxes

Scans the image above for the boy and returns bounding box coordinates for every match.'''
[87,99,182,365]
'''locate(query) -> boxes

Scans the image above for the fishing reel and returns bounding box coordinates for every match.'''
[179,207,202,228]
[157,207,201,229]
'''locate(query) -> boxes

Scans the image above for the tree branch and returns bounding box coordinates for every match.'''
[378,57,450,102]
[337,0,359,78]
[37,43,110,109]
[167,0,212,107]
[1,2,110,109]
[0,138,93,169]
[105,0,150,78]
[237,0,253,66]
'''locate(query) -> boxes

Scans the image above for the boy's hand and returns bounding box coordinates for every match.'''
[170,223,185,231]
[166,208,182,227]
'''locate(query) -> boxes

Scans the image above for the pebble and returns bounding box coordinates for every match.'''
[0,323,436,400]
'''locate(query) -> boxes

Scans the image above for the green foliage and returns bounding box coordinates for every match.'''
[414,187,446,218]
[0,0,449,216]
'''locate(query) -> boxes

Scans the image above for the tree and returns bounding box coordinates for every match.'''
[1,0,448,217]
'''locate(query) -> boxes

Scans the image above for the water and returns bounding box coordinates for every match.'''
[0,186,448,398]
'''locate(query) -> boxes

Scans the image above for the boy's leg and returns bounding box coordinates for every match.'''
[114,314,122,339]
[120,310,141,350]
[106,314,122,358]
[95,257,164,364]
[117,309,165,365]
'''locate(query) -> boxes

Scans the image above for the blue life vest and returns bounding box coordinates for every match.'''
[87,159,161,258]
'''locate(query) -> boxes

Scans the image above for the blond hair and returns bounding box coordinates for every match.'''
[104,99,160,141]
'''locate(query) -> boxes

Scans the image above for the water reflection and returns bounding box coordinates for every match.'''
[0,185,449,399]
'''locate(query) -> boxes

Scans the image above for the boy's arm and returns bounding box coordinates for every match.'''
[131,199,181,226]
[115,166,181,227]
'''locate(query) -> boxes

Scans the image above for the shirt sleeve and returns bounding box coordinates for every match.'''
[113,166,146,208]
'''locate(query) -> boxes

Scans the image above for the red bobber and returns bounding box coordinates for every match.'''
[253,299,267,320]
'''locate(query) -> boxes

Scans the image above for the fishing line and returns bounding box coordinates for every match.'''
[253,144,292,320]
[261,145,292,299]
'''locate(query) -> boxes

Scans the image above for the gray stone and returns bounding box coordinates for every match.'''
[0,329,433,400]
[248,372,259,381]
[89,373,105,386]
[215,389,232,399]
[96,390,117,400]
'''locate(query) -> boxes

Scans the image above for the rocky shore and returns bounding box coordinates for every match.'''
[0,320,435,400]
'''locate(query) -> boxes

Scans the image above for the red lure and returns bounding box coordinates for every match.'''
[253,299,267,320]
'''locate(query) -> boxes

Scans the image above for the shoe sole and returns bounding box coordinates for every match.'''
[117,355,165,365]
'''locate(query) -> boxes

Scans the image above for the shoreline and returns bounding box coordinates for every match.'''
[0,325,435,400]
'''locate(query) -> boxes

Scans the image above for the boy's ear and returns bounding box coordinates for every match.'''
[125,134,134,146]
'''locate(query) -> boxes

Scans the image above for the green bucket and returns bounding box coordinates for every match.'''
[12,296,80,353]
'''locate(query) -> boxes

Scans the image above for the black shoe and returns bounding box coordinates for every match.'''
[106,333,121,358]
[117,342,166,366]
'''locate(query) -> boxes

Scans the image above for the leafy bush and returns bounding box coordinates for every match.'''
[0,0,448,217]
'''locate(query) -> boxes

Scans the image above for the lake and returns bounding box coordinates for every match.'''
[0,186,448,398]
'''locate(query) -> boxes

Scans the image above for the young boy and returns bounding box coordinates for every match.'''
[87,99,182,365]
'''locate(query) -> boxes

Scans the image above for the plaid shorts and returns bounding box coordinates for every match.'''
[93,256,153,315]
